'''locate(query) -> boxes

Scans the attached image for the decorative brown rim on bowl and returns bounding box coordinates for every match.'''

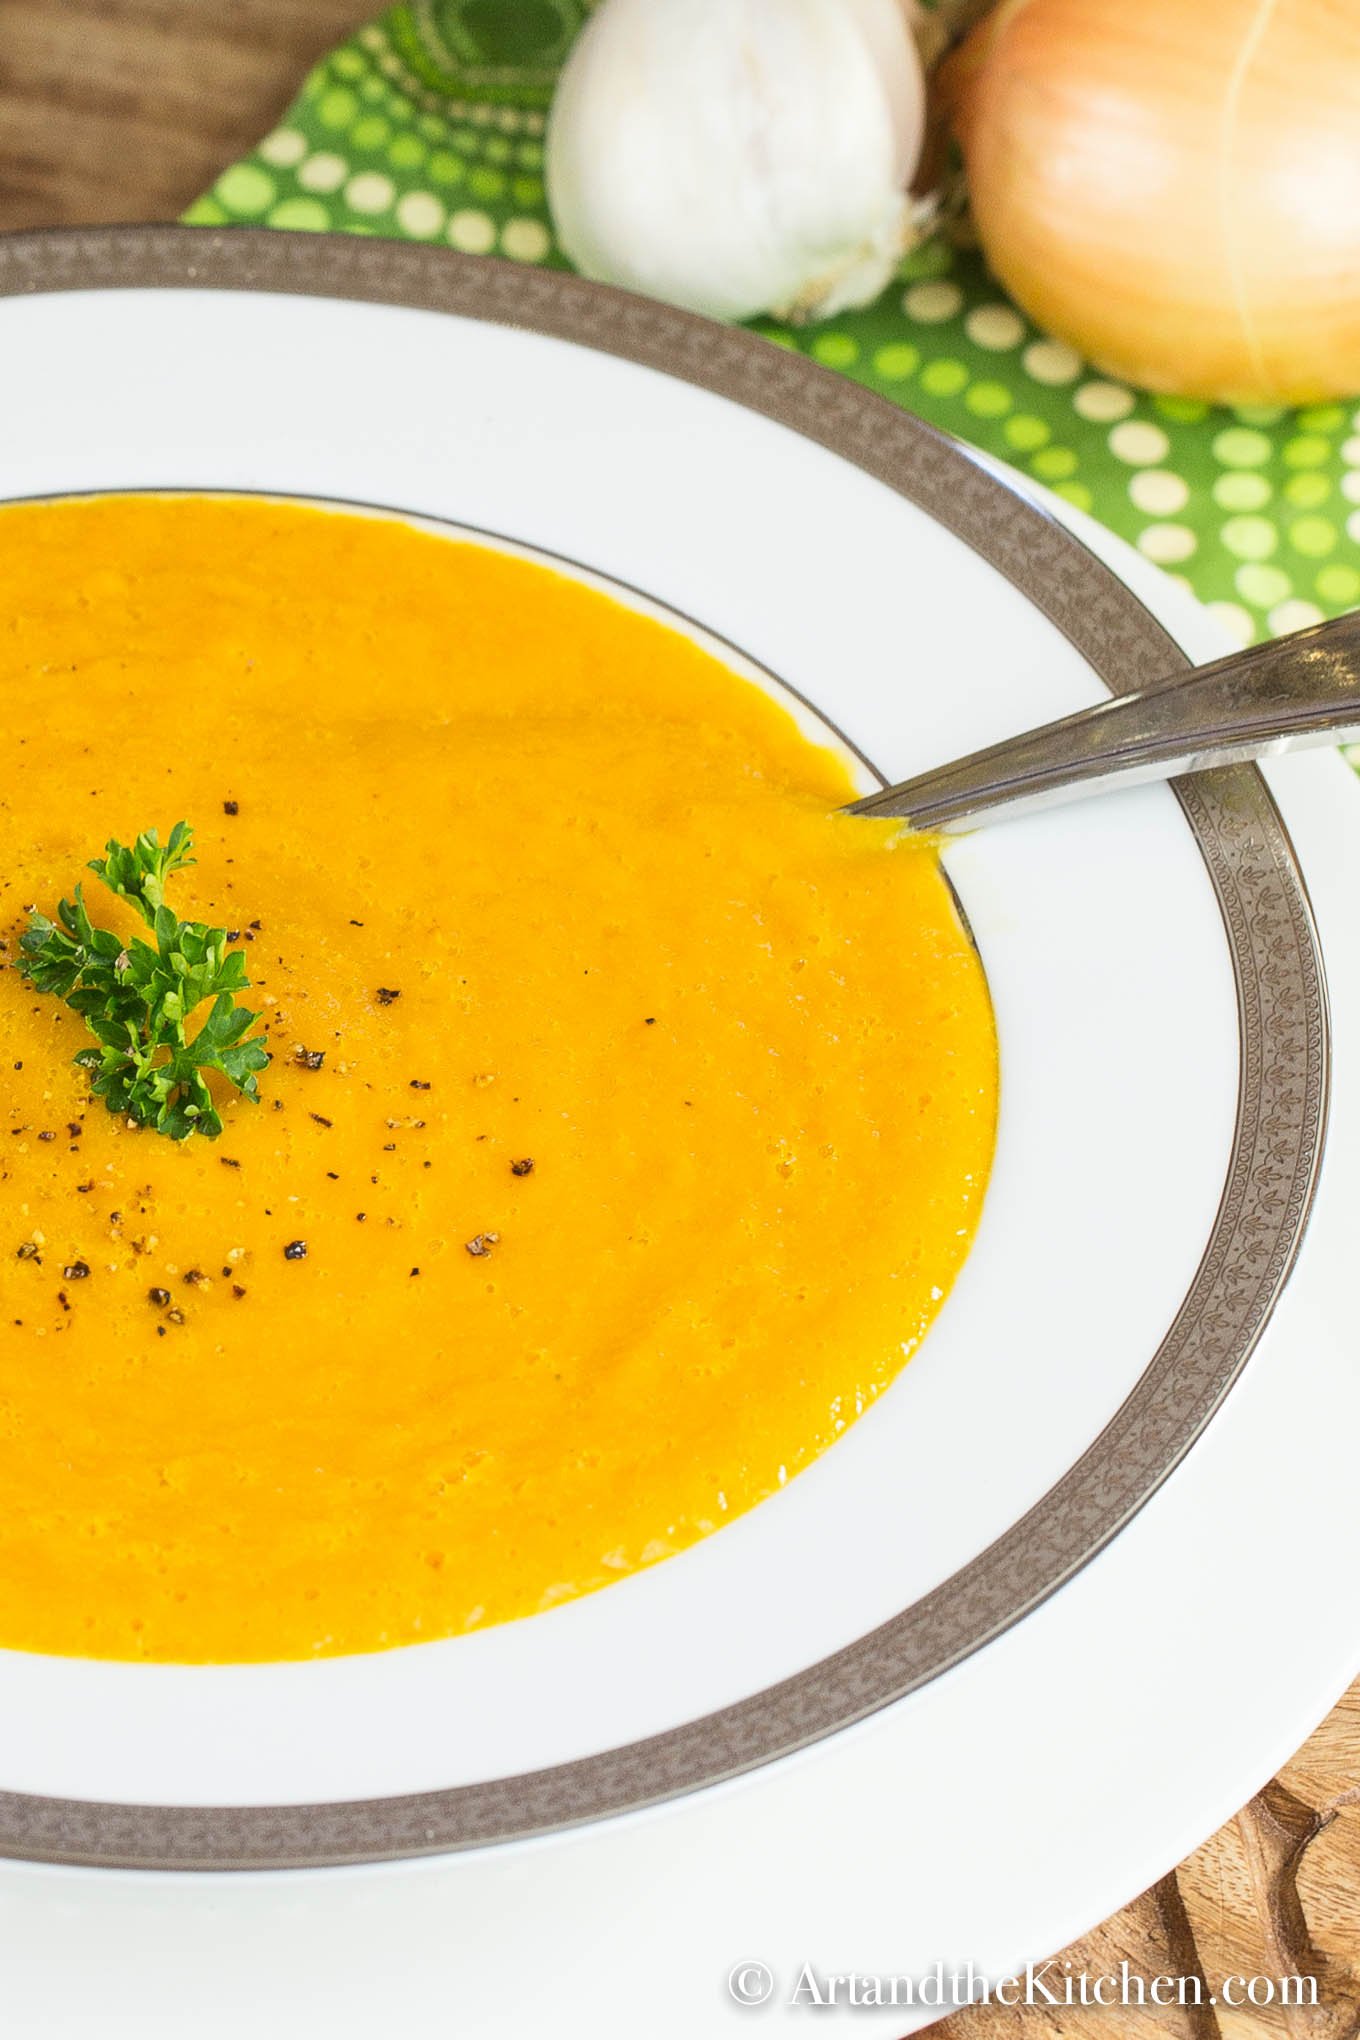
[0,226,1330,1871]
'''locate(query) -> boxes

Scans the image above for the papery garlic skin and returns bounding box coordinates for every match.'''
[546,0,927,324]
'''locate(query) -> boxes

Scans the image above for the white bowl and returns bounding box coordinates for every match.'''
[0,227,1328,1871]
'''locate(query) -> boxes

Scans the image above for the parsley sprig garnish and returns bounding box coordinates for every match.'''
[17,822,269,1141]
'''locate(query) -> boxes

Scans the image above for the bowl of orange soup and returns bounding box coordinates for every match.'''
[1,488,996,1664]
[0,229,1326,1868]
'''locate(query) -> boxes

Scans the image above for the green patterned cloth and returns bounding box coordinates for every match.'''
[188,0,1360,655]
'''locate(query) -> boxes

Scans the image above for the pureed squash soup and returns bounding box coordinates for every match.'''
[0,494,996,1663]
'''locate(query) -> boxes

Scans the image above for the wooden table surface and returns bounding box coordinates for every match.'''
[1,2,1357,2032]
[0,0,374,229]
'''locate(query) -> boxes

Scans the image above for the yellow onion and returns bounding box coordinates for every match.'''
[943,0,1360,403]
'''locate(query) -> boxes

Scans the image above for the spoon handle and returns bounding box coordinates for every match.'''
[846,608,1360,831]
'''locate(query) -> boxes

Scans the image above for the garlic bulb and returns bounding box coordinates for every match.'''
[546,0,928,325]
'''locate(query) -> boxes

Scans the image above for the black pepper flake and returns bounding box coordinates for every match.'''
[37,1131,54,1143]
[66,1123,81,1139]
[410,1079,431,1091]
[249,919,262,931]
[223,799,239,816]
[76,1181,95,1194]
[375,987,401,1006]
[382,1142,396,1152]
[183,1269,207,1288]
[62,1260,91,1281]
[156,1325,167,1338]
[166,1307,186,1326]
[226,930,241,943]
[283,1239,308,1261]
[294,1048,325,1072]
[310,1113,333,1129]
[232,1285,247,1299]
[326,1170,340,1181]
[56,1292,70,1313]
[644,1016,656,1025]
[510,1157,535,1176]
[220,1156,241,1169]
[409,1267,420,1278]
[147,1287,171,1308]
[356,1212,366,1222]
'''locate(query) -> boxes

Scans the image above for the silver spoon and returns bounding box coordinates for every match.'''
[846,609,1360,831]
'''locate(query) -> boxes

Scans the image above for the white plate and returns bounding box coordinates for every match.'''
[0,230,1337,1896]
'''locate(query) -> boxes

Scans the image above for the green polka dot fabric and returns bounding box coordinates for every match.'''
[190,0,1360,675]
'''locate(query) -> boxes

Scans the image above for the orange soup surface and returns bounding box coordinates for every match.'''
[0,495,996,1661]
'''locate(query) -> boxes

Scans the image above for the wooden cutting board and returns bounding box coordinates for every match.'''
[1,4,1357,2029]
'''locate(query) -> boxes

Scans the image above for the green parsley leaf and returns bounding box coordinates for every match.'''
[17,823,270,1141]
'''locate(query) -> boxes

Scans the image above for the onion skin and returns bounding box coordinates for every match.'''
[946,0,1360,403]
